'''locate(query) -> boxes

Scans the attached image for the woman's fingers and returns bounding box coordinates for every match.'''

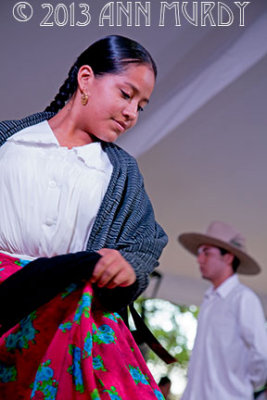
[91,249,136,288]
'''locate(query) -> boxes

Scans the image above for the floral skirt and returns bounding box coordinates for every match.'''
[0,253,164,400]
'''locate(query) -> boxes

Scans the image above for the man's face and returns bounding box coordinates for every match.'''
[197,245,228,284]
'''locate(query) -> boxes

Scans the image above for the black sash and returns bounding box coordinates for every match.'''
[0,251,100,335]
[0,252,177,364]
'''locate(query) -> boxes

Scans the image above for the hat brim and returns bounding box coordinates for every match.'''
[178,233,261,275]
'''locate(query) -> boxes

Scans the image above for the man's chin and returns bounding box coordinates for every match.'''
[201,273,209,281]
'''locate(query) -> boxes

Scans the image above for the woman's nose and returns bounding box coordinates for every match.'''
[123,103,138,121]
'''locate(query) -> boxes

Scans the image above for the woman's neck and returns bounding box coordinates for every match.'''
[48,101,94,148]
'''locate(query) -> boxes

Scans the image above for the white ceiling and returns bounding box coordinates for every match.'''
[139,54,267,313]
[1,0,267,312]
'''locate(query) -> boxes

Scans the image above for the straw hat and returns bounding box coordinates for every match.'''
[178,221,261,275]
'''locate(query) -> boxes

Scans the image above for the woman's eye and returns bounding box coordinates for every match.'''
[137,105,144,112]
[121,90,130,100]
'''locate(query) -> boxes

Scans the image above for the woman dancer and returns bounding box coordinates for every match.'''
[0,35,167,399]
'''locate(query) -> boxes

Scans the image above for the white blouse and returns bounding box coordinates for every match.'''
[0,120,113,260]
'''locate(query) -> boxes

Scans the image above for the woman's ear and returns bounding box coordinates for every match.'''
[77,65,94,94]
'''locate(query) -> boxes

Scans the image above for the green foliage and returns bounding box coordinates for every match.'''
[131,298,198,373]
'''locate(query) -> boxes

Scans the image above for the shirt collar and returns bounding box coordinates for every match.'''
[8,120,59,145]
[8,120,109,172]
[205,274,239,299]
[72,143,109,172]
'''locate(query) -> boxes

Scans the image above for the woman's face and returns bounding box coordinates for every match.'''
[79,63,155,143]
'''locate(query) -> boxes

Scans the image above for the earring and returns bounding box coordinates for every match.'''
[81,92,88,106]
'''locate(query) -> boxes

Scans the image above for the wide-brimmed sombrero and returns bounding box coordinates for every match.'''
[178,221,261,275]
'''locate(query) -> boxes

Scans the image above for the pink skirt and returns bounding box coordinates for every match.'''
[0,253,164,400]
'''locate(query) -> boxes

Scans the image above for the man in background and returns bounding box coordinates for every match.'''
[158,376,171,399]
[178,221,267,400]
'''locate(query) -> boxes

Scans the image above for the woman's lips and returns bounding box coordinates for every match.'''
[113,119,127,133]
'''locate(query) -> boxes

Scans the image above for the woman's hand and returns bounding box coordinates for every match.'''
[91,249,136,289]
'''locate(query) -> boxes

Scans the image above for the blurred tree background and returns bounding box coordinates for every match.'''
[130,298,199,399]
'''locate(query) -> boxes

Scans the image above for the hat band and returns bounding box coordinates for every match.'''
[229,239,243,249]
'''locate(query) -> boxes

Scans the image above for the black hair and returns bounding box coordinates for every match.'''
[45,35,157,113]
[158,376,171,386]
[218,247,240,273]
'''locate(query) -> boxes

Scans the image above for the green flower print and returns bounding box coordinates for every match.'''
[92,323,117,345]
[104,386,123,400]
[103,312,122,323]
[61,283,78,298]
[93,355,106,371]
[83,331,93,359]
[15,259,30,267]
[5,312,38,351]
[68,345,84,394]
[0,363,17,383]
[74,292,92,324]
[30,360,58,399]
[59,322,72,333]
[91,388,101,400]
[128,365,149,385]
[154,389,165,400]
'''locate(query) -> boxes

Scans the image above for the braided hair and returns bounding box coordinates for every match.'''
[45,35,157,113]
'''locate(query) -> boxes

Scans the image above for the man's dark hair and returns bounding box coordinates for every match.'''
[159,376,171,386]
[218,247,240,273]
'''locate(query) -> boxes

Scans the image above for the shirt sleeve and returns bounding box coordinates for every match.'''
[239,289,267,390]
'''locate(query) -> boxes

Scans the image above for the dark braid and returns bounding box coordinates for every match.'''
[45,35,157,114]
[45,65,79,113]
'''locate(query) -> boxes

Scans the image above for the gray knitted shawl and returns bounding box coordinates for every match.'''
[0,112,168,308]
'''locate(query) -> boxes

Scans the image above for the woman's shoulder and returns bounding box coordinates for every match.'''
[0,112,55,142]
[102,142,145,190]
[102,142,140,170]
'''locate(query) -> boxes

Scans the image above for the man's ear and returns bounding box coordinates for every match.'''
[223,252,235,266]
[77,65,94,94]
